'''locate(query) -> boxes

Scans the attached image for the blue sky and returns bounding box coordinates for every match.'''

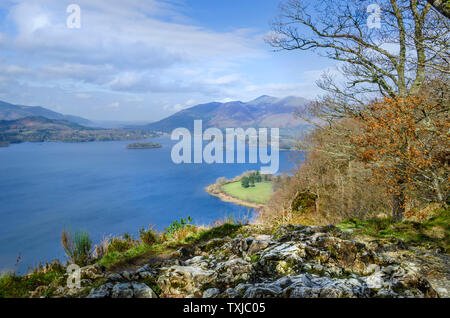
[0,0,336,121]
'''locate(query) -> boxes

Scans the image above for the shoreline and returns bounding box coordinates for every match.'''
[204,176,267,211]
[205,184,266,210]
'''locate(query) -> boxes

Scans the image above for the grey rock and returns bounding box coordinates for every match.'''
[202,288,221,298]
[111,283,134,298]
[87,283,113,298]
[106,273,123,283]
[132,282,158,298]
[80,264,105,280]
[225,288,242,298]
[157,265,217,297]
[121,271,132,281]
[216,258,252,285]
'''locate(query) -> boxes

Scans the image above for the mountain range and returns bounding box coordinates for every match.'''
[0,101,158,145]
[138,95,310,133]
[0,116,157,145]
[0,96,310,146]
[0,100,92,126]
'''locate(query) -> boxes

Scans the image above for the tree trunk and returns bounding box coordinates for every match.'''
[392,192,405,221]
[392,188,406,221]
[433,177,444,203]
[315,188,320,215]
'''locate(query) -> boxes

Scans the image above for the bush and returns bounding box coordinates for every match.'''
[61,229,93,266]
[166,217,193,237]
[106,236,136,253]
[164,217,199,242]
[241,177,250,188]
[139,225,159,246]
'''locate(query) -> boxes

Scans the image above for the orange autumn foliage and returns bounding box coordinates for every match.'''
[351,95,449,205]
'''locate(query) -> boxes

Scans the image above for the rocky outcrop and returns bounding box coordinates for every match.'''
[31,224,447,298]
[88,282,158,298]
[87,224,444,298]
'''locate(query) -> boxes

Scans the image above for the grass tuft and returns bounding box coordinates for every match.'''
[61,229,93,266]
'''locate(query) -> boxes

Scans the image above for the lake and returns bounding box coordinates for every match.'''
[0,136,298,273]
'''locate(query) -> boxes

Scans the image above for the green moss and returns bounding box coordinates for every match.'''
[98,243,166,269]
[291,192,317,213]
[96,223,242,270]
[197,224,242,241]
[0,269,64,298]
[248,254,261,263]
[338,206,450,252]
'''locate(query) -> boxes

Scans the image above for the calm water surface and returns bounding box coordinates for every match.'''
[0,136,298,272]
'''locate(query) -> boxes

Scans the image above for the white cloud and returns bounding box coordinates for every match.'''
[0,0,337,121]
[108,101,120,109]
[0,0,265,98]
[75,93,91,99]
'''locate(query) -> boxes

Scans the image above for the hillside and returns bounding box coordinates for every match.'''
[0,116,158,144]
[0,100,92,126]
[2,207,448,298]
[140,96,311,133]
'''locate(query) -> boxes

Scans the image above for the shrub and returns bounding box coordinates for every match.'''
[106,236,136,253]
[166,217,193,237]
[164,217,199,242]
[139,225,159,246]
[241,177,250,188]
[61,229,93,266]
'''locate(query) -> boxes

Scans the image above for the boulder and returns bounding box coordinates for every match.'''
[157,265,217,297]
[132,282,158,298]
[216,258,253,285]
[111,283,134,298]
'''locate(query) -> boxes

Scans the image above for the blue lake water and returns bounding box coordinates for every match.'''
[0,136,298,273]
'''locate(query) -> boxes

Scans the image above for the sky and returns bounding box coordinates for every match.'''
[0,0,336,122]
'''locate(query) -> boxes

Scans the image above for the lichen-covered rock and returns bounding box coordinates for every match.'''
[202,288,221,298]
[157,265,217,297]
[88,282,158,298]
[240,274,368,298]
[87,283,113,298]
[80,264,105,280]
[75,223,443,299]
[111,283,134,298]
[152,224,440,298]
[132,282,158,298]
[215,258,253,285]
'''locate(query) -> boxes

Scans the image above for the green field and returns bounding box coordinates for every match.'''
[221,182,273,204]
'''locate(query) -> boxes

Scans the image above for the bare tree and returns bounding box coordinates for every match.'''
[267,0,449,219]
[267,0,448,115]
[427,0,450,18]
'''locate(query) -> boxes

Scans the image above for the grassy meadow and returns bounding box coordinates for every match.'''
[221,182,273,204]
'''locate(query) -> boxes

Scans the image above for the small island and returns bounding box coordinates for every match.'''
[126,142,162,149]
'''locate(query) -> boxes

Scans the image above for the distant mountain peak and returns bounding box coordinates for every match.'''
[0,100,92,126]
[141,95,310,132]
[248,95,279,105]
